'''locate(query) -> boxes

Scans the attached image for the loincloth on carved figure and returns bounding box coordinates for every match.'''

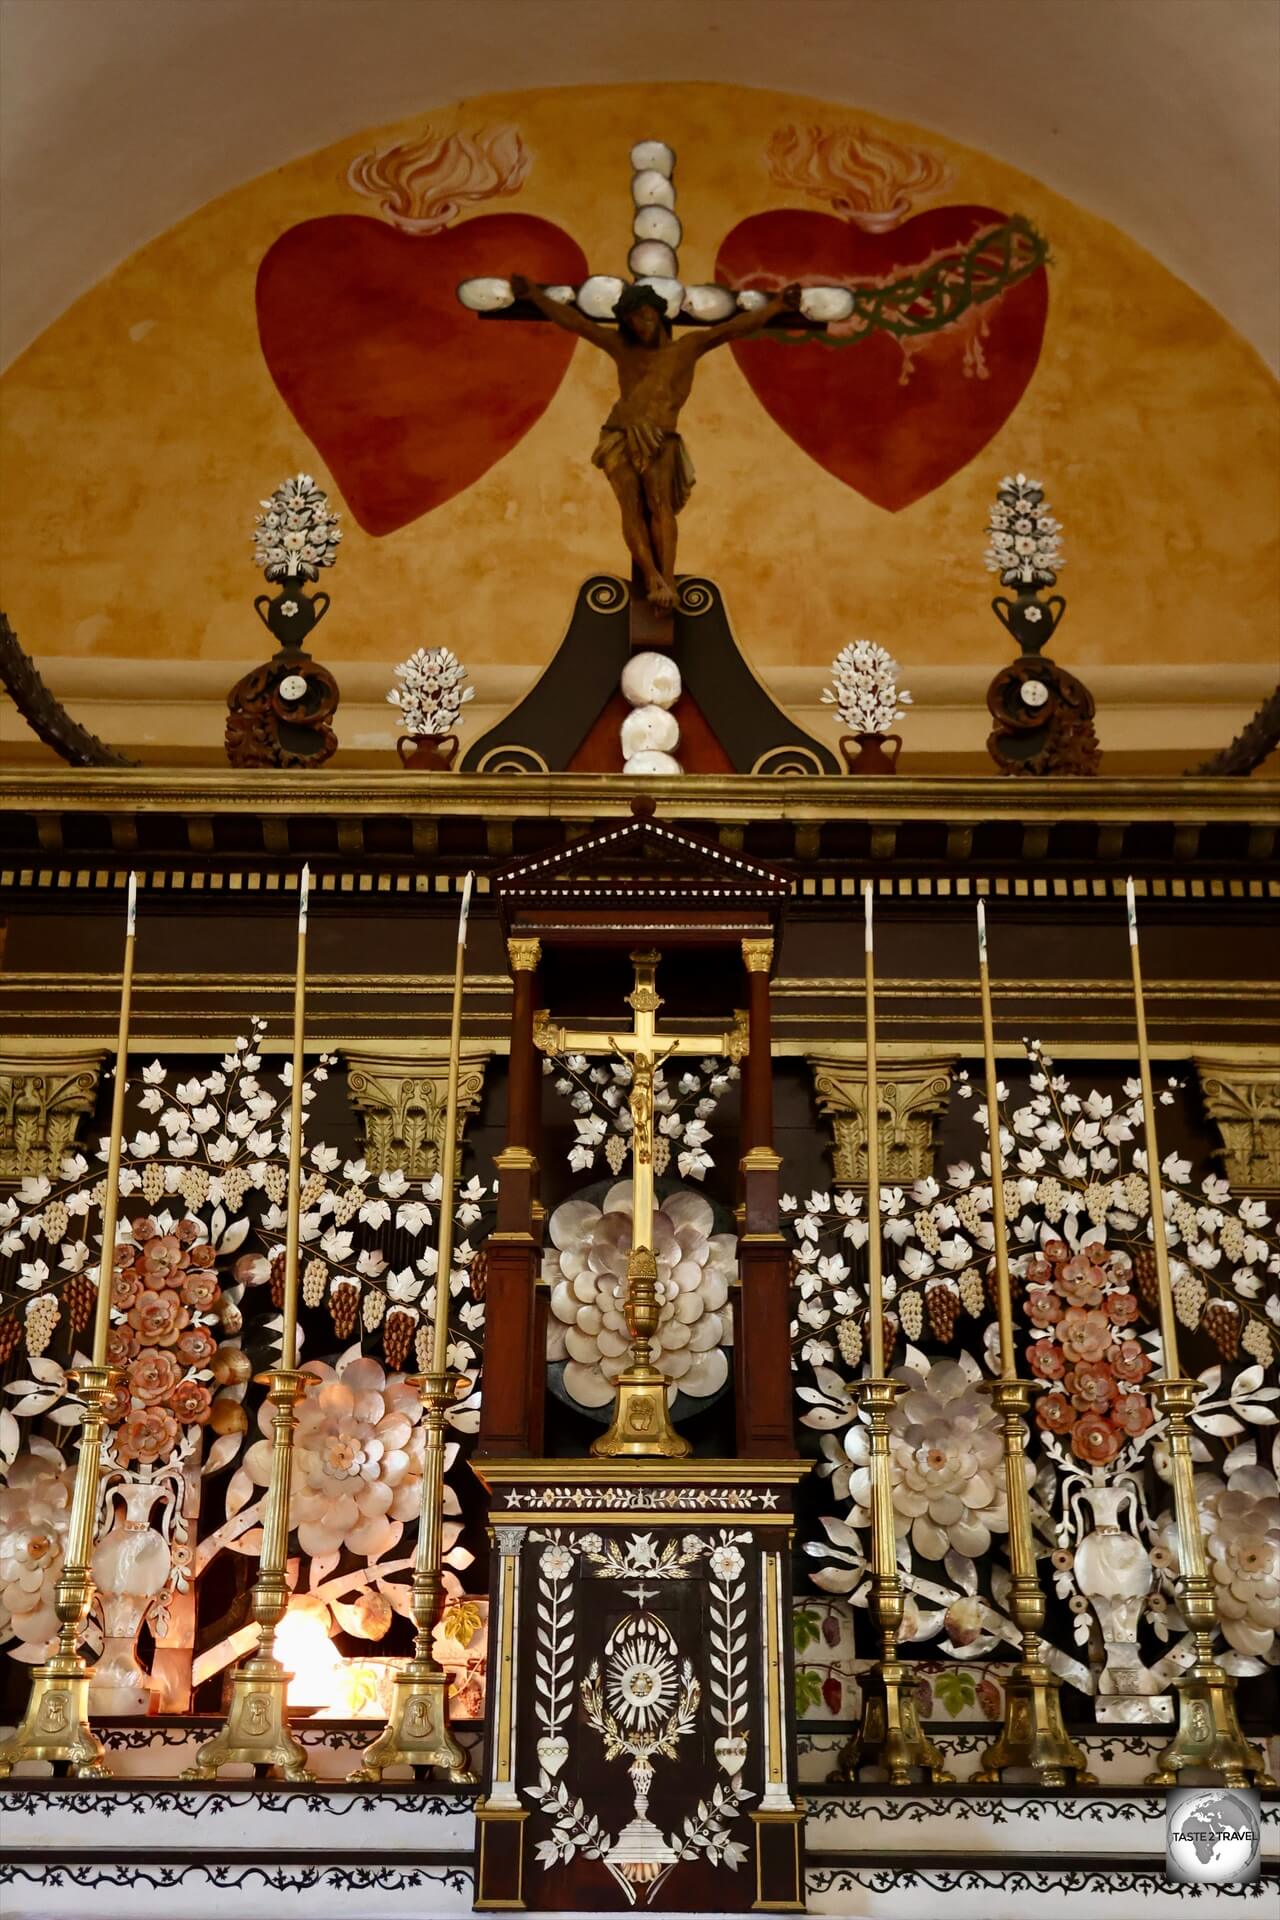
[591,423,696,514]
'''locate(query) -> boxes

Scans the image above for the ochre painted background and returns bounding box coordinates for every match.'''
[1,82,1276,724]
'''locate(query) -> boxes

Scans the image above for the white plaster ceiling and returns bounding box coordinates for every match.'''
[2,0,1278,373]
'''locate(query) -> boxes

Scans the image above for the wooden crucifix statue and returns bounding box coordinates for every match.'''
[510,276,802,612]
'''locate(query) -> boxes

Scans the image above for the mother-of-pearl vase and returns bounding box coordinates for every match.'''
[89,1482,173,1715]
[1071,1480,1159,1703]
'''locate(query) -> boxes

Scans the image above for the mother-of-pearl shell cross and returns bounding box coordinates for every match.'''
[457,138,852,328]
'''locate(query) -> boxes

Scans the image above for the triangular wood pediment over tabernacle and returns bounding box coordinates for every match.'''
[491,798,791,945]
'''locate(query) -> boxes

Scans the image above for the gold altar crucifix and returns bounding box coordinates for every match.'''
[534,948,745,1458]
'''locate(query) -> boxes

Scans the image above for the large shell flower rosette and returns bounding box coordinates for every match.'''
[243,1352,426,1559]
[543,1182,734,1409]
[0,1441,75,1654]
[1157,1456,1280,1662]
[845,1355,1013,1562]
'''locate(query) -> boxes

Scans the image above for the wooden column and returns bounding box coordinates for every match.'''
[478,937,543,1458]
[735,937,794,1457]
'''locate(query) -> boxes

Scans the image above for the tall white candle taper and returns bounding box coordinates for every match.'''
[181,862,316,1781]
[975,900,1015,1377]
[0,869,146,1776]
[1124,885,1273,1788]
[279,864,309,1372]
[863,882,885,1377]
[430,873,473,1376]
[90,873,140,1366]
[968,895,1094,1788]
[348,871,479,1784]
[1124,878,1179,1376]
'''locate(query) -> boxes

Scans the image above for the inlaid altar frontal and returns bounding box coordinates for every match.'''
[475,1462,807,1912]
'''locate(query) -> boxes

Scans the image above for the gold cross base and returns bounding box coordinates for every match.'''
[829,1655,953,1785]
[348,1664,477,1782]
[1146,1656,1275,1789]
[180,1650,311,1781]
[973,1658,1096,1785]
[592,1363,691,1458]
[0,1655,108,1778]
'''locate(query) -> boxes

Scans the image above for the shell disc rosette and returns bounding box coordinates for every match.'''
[243,1353,428,1559]
[543,1181,734,1408]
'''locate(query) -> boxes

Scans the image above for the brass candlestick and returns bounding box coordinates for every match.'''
[972,901,1093,1786]
[1122,883,1272,1790]
[350,875,477,1782]
[832,885,950,1786]
[0,874,139,1779]
[183,867,314,1782]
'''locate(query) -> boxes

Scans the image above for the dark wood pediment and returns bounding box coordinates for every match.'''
[491,799,791,944]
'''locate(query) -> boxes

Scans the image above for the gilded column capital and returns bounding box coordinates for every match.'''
[807,1050,958,1187]
[343,1047,490,1181]
[507,937,542,975]
[1193,1052,1280,1192]
[0,1050,107,1182]
[742,938,775,975]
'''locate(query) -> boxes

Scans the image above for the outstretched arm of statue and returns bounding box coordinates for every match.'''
[510,275,619,353]
[688,283,804,356]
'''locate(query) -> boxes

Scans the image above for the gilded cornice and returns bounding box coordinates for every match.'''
[0,768,1276,825]
[1,770,1276,893]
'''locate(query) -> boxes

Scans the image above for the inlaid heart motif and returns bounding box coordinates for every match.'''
[536,1733,569,1776]
[713,1733,748,1776]
[257,213,588,536]
[715,205,1047,511]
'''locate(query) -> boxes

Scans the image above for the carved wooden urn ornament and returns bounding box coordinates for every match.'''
[982,471,1100,776]
[226,473,342,768]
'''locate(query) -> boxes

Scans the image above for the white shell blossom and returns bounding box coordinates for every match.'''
[387,646,476,739]
[252,473,342,582]
[243,1353,426,1559]
[984,472,1064,588]
[821,640,911,736]
[1162,1460,1280,1660]
[0,1442,75,1651]
[846,1356,1012,1560]
[543,1181,734,1409]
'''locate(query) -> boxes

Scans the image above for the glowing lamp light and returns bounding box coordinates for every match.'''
[276,1602,345,1710]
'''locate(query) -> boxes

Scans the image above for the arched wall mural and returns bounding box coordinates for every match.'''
[0,81,1275,763]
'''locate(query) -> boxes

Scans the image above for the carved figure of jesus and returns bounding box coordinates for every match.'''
[510,276,803,609]
[626,1049,655,1168]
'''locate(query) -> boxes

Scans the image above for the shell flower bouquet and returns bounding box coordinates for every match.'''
[822,639,911,772]
[984,473,1064,591]
[252,474,343,583]
[387,646,475,770]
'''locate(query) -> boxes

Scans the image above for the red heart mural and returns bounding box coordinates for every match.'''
[257,214,588,536]
[715,206,1047,511]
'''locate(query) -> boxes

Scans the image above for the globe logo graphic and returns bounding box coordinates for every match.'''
[1166,1788,1261,1885]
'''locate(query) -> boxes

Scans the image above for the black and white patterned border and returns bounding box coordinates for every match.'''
[0,1788,469,1822]
[503,1484,781,1512]
[0,1864,472,1896]
[807,1793,1156,1829]
[807,1865,1274,1901]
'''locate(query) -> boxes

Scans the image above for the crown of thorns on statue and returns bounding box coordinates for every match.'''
[613,282,673,330]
